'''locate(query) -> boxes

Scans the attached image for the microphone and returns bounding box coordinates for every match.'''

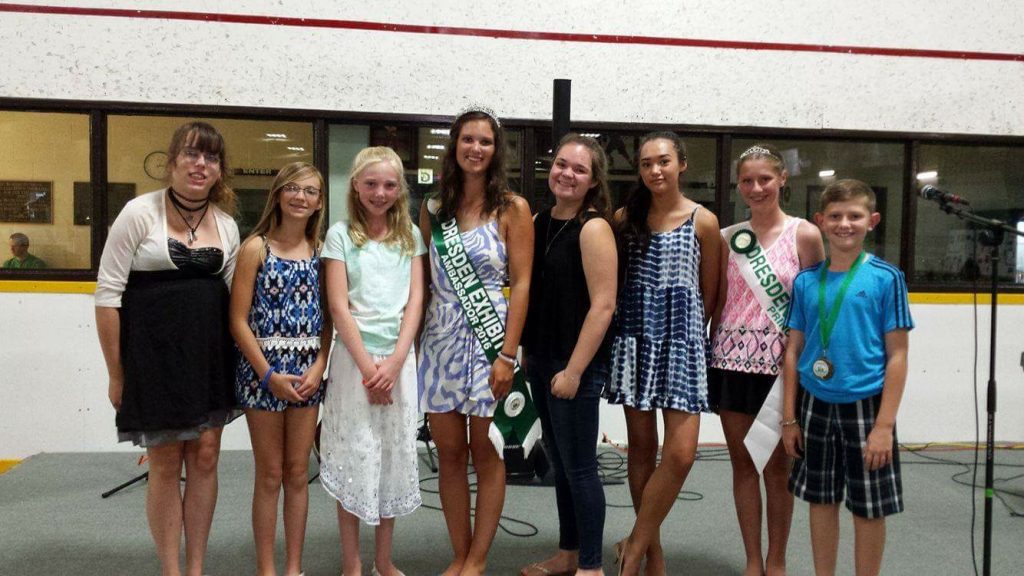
[919,185,970,206]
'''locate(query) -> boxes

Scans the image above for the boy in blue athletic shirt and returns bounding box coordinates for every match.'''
[781,179,913,576]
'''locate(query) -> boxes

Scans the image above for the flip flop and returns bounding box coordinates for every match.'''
[520,561,575,576]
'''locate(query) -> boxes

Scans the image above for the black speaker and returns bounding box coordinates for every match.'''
[504,440,551,484]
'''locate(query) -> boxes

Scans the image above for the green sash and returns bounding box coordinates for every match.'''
[429,209,541,459]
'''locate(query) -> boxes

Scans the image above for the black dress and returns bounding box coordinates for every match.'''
[116,238,238,446]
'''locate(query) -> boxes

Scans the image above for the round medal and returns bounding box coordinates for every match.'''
[812,357,834,380]
[730,229,757,254]
[504,390,526,417]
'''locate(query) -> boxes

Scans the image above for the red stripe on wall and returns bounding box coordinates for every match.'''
[1,2,1022,63]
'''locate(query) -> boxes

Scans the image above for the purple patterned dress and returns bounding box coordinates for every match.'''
[418,220,509,418]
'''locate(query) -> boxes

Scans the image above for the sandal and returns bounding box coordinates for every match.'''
[520,561,575,576]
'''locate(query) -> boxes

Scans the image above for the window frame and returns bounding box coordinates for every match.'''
[1,96,1022,292]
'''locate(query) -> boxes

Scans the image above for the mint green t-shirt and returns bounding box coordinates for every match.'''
[321,221,427,355]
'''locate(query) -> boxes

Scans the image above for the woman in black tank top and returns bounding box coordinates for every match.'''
[520,134,617,576]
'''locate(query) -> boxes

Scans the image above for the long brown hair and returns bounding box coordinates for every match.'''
[165,121,237,215]
[435,110,512,221]
[616,131,687,253]
[247,162,325,253]
[346,147,417,255]
[552,133,612,221]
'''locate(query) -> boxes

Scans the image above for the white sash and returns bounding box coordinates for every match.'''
[726,219,797,473]
[726,220,792,333]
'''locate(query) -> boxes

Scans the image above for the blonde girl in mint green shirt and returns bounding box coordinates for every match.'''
[320,146,426,576]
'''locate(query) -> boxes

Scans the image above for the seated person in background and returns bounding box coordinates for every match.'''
[3,233,46,269]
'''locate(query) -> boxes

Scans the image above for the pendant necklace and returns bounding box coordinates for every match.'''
[545,214,573,257]
[168,188,211,246]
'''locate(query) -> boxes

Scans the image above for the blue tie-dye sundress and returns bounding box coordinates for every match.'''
[605,207,710,413]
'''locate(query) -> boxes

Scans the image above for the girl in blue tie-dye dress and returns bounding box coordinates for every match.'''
[606,132,722,576]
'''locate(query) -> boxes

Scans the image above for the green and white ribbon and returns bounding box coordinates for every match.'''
[728,220,794,473]
[727,222,791,333]
[429,207,541,459]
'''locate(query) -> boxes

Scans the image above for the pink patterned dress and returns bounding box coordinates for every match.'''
[710,217,804,375]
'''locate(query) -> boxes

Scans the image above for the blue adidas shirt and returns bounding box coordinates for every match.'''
[786,254,914,403]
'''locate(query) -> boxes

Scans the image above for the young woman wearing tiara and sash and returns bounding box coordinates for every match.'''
[708,144,824,576]
[417,107,534,576]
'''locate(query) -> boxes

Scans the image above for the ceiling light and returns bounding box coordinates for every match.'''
[916,171,938,180]
[818,169,835,178]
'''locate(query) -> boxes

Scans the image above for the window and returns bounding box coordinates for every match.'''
[0,111,90,270]
[731,139,905,264]
[913,144,1024,285]
[108,116,314,239]
[532,130,717,214]
[328,122,523,225]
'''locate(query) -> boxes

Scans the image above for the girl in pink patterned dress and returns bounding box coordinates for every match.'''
[709,144,824,576]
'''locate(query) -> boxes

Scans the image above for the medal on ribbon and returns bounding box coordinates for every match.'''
[815,252,868,381]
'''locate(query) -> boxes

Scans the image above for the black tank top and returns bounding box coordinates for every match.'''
[523,209,612,363]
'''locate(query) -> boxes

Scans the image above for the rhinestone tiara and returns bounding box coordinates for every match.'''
[455,104,501,128]
[739,145,781,161]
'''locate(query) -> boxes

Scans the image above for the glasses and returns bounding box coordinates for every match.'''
[281,183,322,198]
[180,147,221,166]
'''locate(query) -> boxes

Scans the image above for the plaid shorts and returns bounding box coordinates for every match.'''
[788,389,904,518]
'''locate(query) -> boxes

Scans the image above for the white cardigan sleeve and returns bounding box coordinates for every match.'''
[218,210,241,289]
[95,195,160,308]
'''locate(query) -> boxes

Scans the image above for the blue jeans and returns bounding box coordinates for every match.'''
[528,355,607,569]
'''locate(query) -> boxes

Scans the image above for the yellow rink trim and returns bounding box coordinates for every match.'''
[0,281,96,294]
[1,280,1023,304]
[908,293,1024,305]
[0,460,22,475]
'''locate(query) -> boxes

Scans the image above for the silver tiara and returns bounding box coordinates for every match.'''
[739,145,781,161]
[455,104,501,128]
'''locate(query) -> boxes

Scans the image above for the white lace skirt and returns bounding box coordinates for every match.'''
[320,345,422,525]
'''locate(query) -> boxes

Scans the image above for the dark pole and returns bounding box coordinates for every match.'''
[552,79,571,144]
[981,227,1002,576]
[923,198,1020,576]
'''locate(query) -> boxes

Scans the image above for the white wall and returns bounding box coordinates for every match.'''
[2,291,1024,459]
[2,2,1024,457]
[0,1,1022,135]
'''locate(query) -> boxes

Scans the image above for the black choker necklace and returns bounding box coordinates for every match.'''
[168,187,210,212]
[168,189,210,246]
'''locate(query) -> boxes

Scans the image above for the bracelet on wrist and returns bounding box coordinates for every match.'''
[780,418,799,427]
[260,367,275,390]
[497,351,516,365]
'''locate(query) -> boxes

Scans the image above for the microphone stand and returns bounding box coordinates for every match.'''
[926,198,1023,576]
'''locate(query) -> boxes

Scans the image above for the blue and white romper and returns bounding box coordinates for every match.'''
[235,244,325,411]
[605,207,709,413]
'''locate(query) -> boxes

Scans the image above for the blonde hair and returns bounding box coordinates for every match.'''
[248,162,326,254]
[346,147,416,255]
[737,143,786,176]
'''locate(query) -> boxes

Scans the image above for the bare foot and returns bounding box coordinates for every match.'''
[460,560,487,576]
[643,543,665,576]
[440,560,464,576]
